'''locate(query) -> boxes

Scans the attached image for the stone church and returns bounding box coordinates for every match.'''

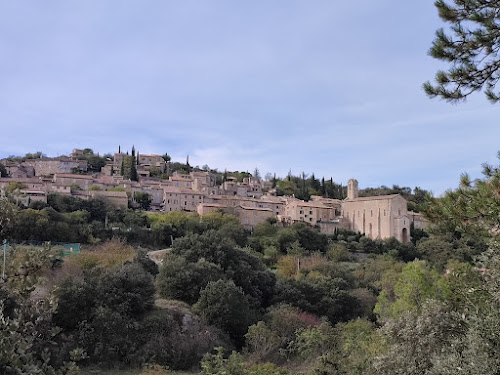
[341,179,412,243]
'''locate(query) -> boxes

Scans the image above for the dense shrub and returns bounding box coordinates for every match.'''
[194,280,258,345]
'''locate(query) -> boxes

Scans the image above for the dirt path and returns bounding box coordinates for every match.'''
[147,248,170,265]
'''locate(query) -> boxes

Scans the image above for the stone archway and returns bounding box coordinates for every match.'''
[402,228,409,243]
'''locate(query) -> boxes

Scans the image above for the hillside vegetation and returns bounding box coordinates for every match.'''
[1,155,500,374]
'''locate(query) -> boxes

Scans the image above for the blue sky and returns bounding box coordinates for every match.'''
[0,1,498,195]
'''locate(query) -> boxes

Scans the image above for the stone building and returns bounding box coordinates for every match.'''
[137,154,166,171]
[284,200,337,225]
[341,179,411,243]
[53,174,94,191]
[236,206,274,228]
[25,158,88,176]
[162,187,205,212]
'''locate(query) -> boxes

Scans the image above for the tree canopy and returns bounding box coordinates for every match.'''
[424,0,500,103]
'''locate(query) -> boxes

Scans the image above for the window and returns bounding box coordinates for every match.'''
[300,210,304,214]
[398,209,401,216]
[371,210,373,217]
[309,211,312,215]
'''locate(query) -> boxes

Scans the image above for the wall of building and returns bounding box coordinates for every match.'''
[163,189,204,212]
[342,195,410,242]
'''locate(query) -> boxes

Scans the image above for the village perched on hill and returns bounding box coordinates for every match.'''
[0,146,426,243]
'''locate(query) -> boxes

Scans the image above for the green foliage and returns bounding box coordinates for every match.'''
[0,163,7,177]
[121,155,138,181]
[137,308,230,370]
[326,242,351,262]
[373,300,467,375]
[331,319,383,375]
[284,321,335,362]
[55,262,155,331]
[248,363,287,375]
[194,280,257,344]
[0,299,81,375]
[273,276,358,324]
[245,304,323,364]
[424,153,500,239]
[274,174,344,200]
[133,192,152,211]
[0,247,83,374]
[171,231,275,307]
[374,260,444,321]
[424,0,500,102]
[201,347,246,375]
[354,256,405,293]
[0,199,17,240]
[157,254,225,304]
[78,149,109,172]
[4,244,62,297]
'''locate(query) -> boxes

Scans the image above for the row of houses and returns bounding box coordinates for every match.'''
[0,153,426,243]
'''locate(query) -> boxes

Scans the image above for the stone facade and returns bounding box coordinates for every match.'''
[236,206,274,228]
[341,179,411,243]
[25,159,88,176]
[284,200,336,225]
[162,187,205,212]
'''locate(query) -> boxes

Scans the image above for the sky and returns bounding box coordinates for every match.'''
[0,1,498,195]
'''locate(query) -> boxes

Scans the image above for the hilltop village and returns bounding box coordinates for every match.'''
[0,147,426,243]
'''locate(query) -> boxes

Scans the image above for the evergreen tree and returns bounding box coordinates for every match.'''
[424,151,500,239]
[424,0,500,103]
[130,156,138,181]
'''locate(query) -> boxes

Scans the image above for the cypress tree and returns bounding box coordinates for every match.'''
[130,155,138,181]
